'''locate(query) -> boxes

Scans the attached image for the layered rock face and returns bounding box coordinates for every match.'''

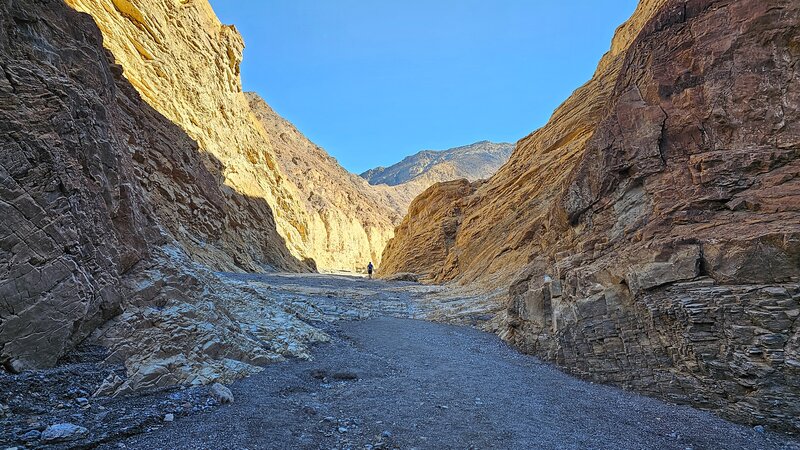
[381,0,800,432]
[247,93,400,268]
[379,179,478,280]
[65,0,397,272]
[0,0,323,383]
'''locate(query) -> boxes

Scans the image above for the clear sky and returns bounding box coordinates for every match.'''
[208,1,638,174]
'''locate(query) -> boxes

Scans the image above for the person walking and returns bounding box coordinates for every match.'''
[367,262,374,279]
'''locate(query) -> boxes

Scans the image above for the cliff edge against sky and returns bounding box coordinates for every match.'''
[380,0,800,432]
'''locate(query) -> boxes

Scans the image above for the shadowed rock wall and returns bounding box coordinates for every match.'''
[0,0,311,376]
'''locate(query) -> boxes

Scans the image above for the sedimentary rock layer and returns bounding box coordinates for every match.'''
[379,179,478,280]
[381,0,800,432]
[0,0,320,382]
[65,0,398,272]
[247,93,400,268]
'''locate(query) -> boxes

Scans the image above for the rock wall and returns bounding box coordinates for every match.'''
[379,179,478,280]
[64,0,398,272]
[247,93,400,268]
[381,0,800,432]
[0,0,320,382]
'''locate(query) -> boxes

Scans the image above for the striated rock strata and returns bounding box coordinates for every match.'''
[381,0,800,432]
[380,179,478,280]
[247,93,400,268]
[0,0,325,386]
[65,0,397,272]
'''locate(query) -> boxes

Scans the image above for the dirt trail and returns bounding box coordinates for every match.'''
[3,273,799,449]
[107,274,797,450]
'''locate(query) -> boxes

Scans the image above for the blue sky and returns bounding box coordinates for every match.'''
[208,1,638,174]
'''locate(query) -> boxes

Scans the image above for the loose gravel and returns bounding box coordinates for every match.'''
[106,316,799,449]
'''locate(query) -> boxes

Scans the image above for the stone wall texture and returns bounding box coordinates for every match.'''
[64,0,401,273]
[0,0,319,380]
[380,0,800,433]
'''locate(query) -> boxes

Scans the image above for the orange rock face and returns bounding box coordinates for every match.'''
[379,179,478,280]
[381,0,800,432]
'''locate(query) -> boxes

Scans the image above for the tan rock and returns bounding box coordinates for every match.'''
[381,0,800,433]
[65,0,397,273]
[247,93,400,269]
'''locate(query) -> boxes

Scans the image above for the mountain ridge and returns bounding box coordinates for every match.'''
[360,141,513,187]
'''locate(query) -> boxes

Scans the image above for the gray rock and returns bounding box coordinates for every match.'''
[41,423,88,442]
[76,397,90,407]
[209,383,234,404]
[164,413,174,422]
[21,430,41,442]
[754,425,765,433]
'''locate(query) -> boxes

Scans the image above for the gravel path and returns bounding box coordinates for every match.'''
[107,314,799,449]
[5,273,800,449]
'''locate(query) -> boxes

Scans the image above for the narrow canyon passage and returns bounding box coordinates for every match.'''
[8,274,792,450]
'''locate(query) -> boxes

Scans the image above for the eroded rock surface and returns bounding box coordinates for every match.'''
[65,0,398,273]
[0,0,318,386]
[247,93,400,268]
[380,0,800,432]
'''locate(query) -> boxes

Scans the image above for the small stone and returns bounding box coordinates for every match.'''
[331,371,358,381]
[209,383,234,404]
[41,423,88,443]
[76,397,90,407]
[337,426,348,433]
[754,425,765,433]
[164,413,174,422]
[21,430,41,442]
[381,430,392,438]
[302,405,318,415]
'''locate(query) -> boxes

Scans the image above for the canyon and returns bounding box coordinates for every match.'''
[0,0,799,447]
[381,0,800,435]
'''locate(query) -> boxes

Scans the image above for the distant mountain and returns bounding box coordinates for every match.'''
[360,141,514,187]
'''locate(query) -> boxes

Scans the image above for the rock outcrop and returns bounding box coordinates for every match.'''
[381,0,800,433]
[247,93,400,268]
[379,179,478,280]
[0,0,324,385]
[64,0,398,273]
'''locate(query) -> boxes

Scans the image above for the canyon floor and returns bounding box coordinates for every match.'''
[3,274,799,450]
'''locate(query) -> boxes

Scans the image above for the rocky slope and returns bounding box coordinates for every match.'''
[64,0,397,273]
[361,141,513,186]
[380,0,800,433]
[0,0,340,390]
[361,141,512,213]
[247,93,401,268]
